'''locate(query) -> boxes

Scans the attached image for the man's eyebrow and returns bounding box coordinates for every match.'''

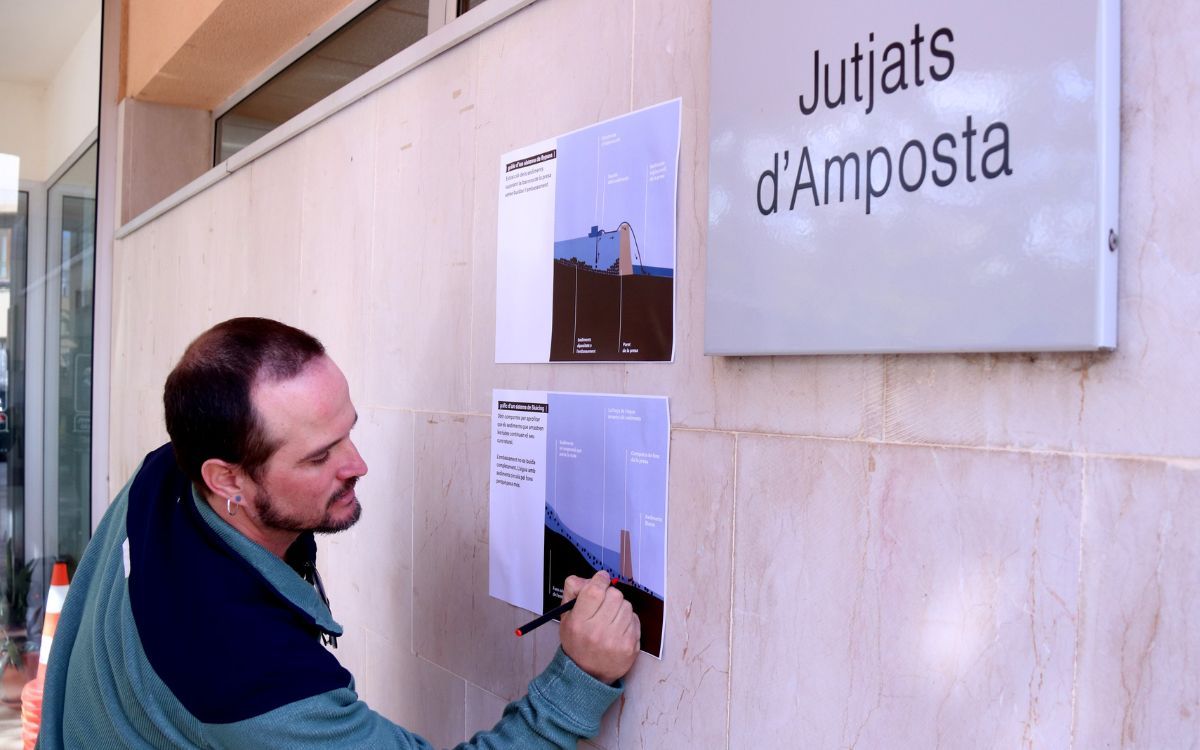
[299,412,359,462]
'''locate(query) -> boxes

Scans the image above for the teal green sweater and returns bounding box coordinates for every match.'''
[36,444,621,748]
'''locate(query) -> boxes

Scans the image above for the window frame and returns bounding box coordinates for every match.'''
[211,0,487,147]
[119,0,536,238]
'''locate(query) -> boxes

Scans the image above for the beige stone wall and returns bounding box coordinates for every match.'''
[117,99,214,224]
[108,0,1200,746]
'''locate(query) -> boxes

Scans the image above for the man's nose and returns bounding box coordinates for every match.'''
[339,440,368,479]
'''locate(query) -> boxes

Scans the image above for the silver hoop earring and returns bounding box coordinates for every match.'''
[227,495,242,516]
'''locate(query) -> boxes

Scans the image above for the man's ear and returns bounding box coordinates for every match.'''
[200,458,246,500]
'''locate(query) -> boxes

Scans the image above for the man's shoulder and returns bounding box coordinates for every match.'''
[124,444,352,724]
[147,583,352,724]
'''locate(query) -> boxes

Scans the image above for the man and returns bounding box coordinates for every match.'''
[38,317,639,748]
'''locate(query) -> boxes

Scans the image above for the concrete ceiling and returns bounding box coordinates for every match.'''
[0,0,101,84]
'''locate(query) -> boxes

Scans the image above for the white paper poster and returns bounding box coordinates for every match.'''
[495,99,682,363]
[489,389,670,658]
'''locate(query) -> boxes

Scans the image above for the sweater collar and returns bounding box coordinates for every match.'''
[192,487,342,636]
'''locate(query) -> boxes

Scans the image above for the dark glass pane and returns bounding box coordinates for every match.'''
[216,0,429,163]
[458,0,489,14]
[0,192,28,568]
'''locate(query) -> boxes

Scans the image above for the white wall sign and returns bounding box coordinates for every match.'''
[706,0,1120,354]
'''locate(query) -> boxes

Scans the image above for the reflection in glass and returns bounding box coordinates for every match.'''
[0,187,33,712]
[0,191,28,562]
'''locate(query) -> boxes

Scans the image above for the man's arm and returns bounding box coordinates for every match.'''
[203,571,640,749]
[200,648,618,749]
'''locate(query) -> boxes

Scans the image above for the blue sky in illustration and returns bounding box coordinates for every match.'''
[553,100,679,271]
[545,393,668,598]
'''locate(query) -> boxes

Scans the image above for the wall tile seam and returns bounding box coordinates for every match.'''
[366,96,385,399]
[358,625,405,650]
[724,431,739,750]
[364,412,1197,468]
[460,678,470,742]
[463,681,506,701]
[362,404,422,414]
[1066,454,1088,750]
[463,37,484,418]
[364,99,379,400]
[408,409,418,656]
[412,651,476,686]
[721,430,1200,467]
[359,100,381,402]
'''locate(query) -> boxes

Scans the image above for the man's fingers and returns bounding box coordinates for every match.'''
[596,585,625,624]
[558,571,642,684]
[589,569,612,591]
[561,575,585,604]
[567,571,610,619]
[625,605,641,639]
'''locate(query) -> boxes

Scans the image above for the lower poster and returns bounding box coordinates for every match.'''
[489,389,669,658]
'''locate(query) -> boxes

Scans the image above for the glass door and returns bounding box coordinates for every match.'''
[0,190,29,581]
[43,143,97,573]
[0,173,39,718]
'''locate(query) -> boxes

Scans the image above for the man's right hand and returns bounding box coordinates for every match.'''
[558,571,640,684]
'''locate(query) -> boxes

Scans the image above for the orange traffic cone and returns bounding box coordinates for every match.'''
[21,562,70,750]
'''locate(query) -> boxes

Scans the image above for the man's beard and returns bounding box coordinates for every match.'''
[253,477,363,534]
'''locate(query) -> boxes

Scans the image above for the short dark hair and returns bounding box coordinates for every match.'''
[163,317,325,489]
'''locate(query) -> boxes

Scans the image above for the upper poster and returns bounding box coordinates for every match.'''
[496,99,682,363]
[706,0,1120,354]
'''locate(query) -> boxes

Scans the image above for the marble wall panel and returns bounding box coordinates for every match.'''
[467,0,635,416]
[318,407,416,654]
[219,139,306,324]
[182,166,249,324]
[411,412,545,700]
[146,189,211,363]
[464,683,508,740]
[622,0,717,430]
[630,0,884,439]
[589,429,734,750]
[1076,0,1200,459]
[880,1,1200,460]
[365,40,479,415]
[296,99,378,397]
[363,630,466,748]
[1073,457,1200,747]
[881,353,1094,452]
[730,436,1082,748]
[328,622,367,700]
[125,202,199,451]
[716,355,886,439]
[109,228,159,488]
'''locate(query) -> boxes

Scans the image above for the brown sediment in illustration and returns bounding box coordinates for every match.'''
[543,526,664,657]
[549,261,672,361]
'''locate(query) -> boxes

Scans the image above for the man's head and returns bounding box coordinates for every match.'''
[164,318,367,550]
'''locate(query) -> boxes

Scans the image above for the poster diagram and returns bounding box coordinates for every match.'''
[495,99,681,363]
[489,389,669,658]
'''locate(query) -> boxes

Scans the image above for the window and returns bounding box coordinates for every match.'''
[214,0,490,164]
